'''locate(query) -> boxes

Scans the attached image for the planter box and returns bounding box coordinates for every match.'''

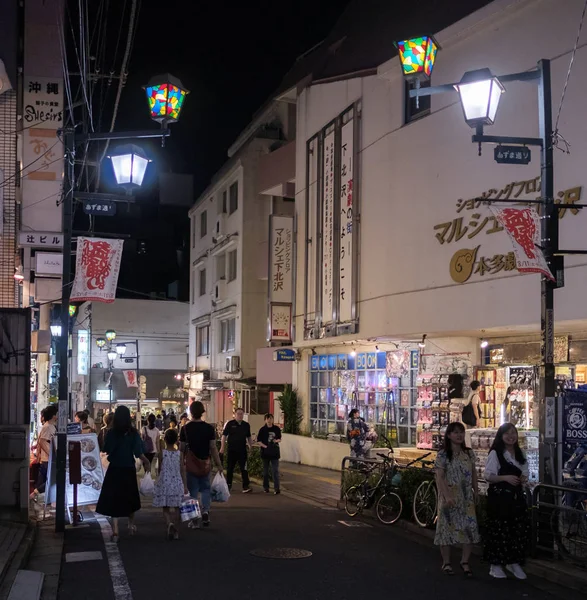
[280,433,348,471]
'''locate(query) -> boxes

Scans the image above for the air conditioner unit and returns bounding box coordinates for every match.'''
[226,355,240,373]
[215,214,226,238]
[214,278,227,301]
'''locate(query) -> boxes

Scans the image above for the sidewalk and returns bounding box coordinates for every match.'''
[0,521,36,600]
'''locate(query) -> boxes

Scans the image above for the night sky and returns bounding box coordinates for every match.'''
[74,0,350,299]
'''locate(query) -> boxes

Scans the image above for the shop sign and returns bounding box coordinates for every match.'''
[123,370,138,388]
[273,348,296,362]
[160,387,187,400]
[23,77,63,129]
[18,231,63,248]
[83,200,116,217]
[338,117,354,322]
[311,351,386,371]
[77,329,89,376]
[563,389,587,442]
[432,177,582,284]
[189,372,204,392]
[35,251,62,276]
[490,348,504,363]
[269,303,292,343]
[268,215,293,304]
[96,389,111,402]
[322,130,335,322]
[494,145,531,165]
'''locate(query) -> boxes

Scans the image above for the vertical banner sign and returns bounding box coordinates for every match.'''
[268,215,294,303]
[490,207,555,281]
[70,237,124,303]
[270,304,292,342]
[123,370,138,388]
[77,330,89,376]
[338,115,354,322]
[322,131,335,323]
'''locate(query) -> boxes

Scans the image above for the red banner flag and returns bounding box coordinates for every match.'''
[70,237,124,303]
[123,370,138,388]
[490,207,555,282]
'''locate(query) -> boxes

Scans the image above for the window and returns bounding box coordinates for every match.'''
[191,217,196,248]
[196,325,209,356]
[220,318,236,352]
[229,181,238,214]
[199,268,206,296]
[227,249,237,282]
[191,271,196,304]
[219,190,227,214]
[200,210,207,238]
[405,80,431,124]
[216,254,226,280]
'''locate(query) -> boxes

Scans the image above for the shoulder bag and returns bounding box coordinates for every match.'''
[184,423,211,477]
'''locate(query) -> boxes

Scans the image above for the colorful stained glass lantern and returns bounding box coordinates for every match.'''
[395,36,439,80]
[68,305,76,317]
[105,329,117,342]
[454,68,505,128]
[96,337,106,349]
[108,145,150,191]
[144,74,189,125]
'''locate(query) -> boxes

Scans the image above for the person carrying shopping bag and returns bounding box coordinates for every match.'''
[180,401,224,528]
[483,423,530,580]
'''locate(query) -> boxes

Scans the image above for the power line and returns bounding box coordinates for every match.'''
[0,141,62,189]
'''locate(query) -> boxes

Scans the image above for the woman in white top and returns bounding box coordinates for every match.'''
[142,414,161,475]
[483,423,530,580]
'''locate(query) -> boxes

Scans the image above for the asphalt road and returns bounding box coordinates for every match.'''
[58,486,580,600]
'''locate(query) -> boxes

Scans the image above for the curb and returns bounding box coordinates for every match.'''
[0,523,37,600]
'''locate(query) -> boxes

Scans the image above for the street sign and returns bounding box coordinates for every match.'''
[273,348,296,362]
[494,145,531,165]
[82,200,116,216]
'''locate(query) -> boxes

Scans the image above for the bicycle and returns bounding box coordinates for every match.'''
[411,455,438,528]
[344,439,403,525]
[551,479,587,562]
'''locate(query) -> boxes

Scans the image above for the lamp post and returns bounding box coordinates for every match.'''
[55,75,188,533]
[395,41,587,486]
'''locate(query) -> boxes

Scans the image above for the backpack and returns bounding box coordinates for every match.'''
[142,427,155,453]
[461,398,477,427]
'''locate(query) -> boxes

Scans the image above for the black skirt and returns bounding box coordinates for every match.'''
[96,466,141,518]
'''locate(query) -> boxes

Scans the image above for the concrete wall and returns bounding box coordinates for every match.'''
[280,433,347,471]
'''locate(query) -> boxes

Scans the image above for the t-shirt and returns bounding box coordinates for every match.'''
[142,426,160,453]
[257,425,281,459]
[38,422,56,463]
[180,420,216,460]
[104,429,144,468]
[222,419,251,451]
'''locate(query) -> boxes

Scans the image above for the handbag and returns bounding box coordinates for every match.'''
[185,447,211,477]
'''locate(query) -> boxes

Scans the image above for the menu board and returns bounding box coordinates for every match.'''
[66,433,104,505]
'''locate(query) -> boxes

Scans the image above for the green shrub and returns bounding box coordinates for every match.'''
[278,385,303,435]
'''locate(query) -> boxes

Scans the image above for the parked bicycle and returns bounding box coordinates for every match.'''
[411,455,438,528]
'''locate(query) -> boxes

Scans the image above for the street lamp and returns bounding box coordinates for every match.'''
[96,337,106,349]
[108,145,151,191]
[454,68,505,128]
[50,324,62,337]
[116,343,127,355]
[105,329,117,342]
[144,74,189,126]
[107,350,117,362]
[395,36,439,80]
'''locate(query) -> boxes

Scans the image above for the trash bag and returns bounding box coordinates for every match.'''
[139,473,155,496]
[211,472,230,503]
[180,496,201,522]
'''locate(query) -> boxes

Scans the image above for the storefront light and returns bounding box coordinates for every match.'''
[50,324,62,337]
[454,68,504,128]
[116,343,127,355]
[480,339,489,348]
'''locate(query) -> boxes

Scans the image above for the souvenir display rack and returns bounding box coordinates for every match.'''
[475,367,496,428]
[415,375,450,451]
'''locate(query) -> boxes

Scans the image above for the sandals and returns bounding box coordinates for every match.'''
[460,562,473,578]
[442,564,454,575]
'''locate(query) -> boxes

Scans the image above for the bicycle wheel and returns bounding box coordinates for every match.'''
[376,492,403,525]
[413,480,438,528]
[551,506,587,562]
[345,485,364,517]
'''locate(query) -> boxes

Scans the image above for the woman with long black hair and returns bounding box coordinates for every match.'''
[97,405,150,542]
[434,421,480,577]
[484,423,529,580]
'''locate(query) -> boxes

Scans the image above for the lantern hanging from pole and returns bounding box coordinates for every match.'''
[395,36,439,81]
[105,329,116,342]
[108,145,150,190]
[96,337,106,348]
[144,73,189,125]
[454,68,505,128]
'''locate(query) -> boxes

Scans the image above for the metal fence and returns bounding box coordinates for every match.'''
[531,482,587,568]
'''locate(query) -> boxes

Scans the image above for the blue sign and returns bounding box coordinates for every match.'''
[563,389,587,444]
[328,355,337,370]
[309,351,387,372]
[337,354,348,370]
[310,355,320,371]
[319,355,328,371]
[411,350,419,369]
[67,423,82,435]
[274,348,296,362]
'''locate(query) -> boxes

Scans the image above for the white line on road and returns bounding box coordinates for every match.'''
[65,551,103,563]
[95,514,133,600]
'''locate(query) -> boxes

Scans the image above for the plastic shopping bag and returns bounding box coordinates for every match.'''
[139,473,155,496]
[180,496,201,522]
[211,472,230,503]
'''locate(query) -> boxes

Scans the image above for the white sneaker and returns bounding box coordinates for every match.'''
[489,565,507,579]
[506,564,527,580]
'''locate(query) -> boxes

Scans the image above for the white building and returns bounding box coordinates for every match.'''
[71,299,189,418]
[279,0,587,449]
[188,101,295,425]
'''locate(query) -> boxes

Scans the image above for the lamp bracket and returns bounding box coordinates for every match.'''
[472,134,543,147]
[73,129,171,144]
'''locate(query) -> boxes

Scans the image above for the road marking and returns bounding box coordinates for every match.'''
[338,520,372,528]
[95,514,133,600]
[65,551,103,563]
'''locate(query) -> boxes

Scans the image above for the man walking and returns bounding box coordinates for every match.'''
[31,404,58,500]
[257,413,281,495]
[220,408,252,493]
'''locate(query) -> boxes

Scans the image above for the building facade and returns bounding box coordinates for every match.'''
[188,101,295,425]
[288,0,587,450]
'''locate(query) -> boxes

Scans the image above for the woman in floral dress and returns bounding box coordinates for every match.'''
[434,422,480,576]
[153,428,187,540]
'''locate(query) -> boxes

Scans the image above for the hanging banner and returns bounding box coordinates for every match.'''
[338,115,354,322]
[123,370,138,388]
[490,207,555,281]
[77,329,89,376]
[386,350,410,378]
[70,237,124,303]
[268,215,294,304]
[322,131,335,323]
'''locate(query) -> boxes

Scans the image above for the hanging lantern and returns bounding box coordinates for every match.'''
[454,68,505,128]
[144,74,189,125]
[108,145,150,190]
[96,337,106,348]
[105,329,117,342]
[395,36,439,81]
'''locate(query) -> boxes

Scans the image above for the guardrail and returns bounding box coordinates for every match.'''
[531,482,587,568]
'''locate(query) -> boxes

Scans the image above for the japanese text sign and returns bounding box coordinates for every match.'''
[490,206,555,281]
[23,76,63,130]
[268,215,293,304]
[270,304,292,342]
[338,117,354,322]
[18,232,63,248]
[494,145,531,165]
[83,201,116,217]
[123,370,138,388]
[322,131,335,322]
[70,237,124,303]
